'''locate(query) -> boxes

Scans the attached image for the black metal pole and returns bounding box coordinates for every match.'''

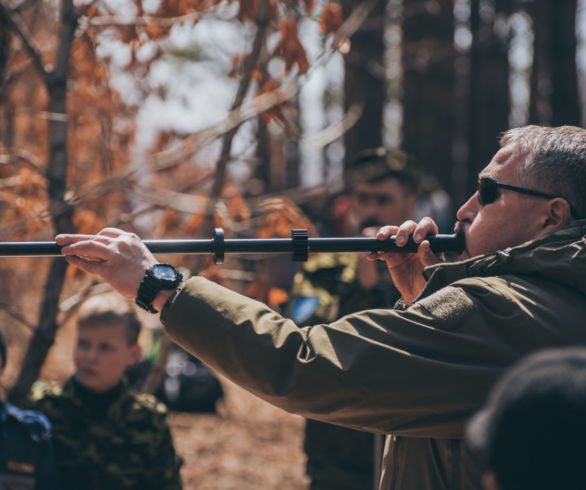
[0,228,465,262]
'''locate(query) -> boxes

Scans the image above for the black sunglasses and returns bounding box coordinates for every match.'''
[478,177,559,206]
[478,177,580,218]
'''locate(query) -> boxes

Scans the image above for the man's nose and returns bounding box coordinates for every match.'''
[456,193,479,223]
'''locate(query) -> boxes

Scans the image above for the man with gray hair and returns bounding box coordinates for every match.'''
[56,125,586,490]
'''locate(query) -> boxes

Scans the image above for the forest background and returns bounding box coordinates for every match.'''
[0,0,585,488]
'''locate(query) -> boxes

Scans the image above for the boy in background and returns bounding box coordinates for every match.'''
[31,293,182,490]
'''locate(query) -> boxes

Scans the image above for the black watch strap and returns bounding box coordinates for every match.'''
[135,264,182,314]
[135,278,160,313]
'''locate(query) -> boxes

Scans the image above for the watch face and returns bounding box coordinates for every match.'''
[153,263,179,281]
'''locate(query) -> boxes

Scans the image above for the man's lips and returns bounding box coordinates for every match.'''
[454,222,470,258]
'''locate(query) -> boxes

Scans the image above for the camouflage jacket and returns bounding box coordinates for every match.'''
[30,377,182,490]
[286,252,399,325]
[0,401,61,490]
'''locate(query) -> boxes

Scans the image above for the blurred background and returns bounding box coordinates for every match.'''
[1,0,585,487]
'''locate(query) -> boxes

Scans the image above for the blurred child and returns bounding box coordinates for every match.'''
[31,293,182,490]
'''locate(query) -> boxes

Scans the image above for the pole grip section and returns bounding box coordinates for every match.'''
[291,229,309,262]
[213,228,225,264]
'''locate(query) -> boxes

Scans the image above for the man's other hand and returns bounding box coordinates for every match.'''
[367,218,445,305]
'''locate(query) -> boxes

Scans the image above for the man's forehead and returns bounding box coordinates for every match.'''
[479,145,523,179]
[355,177,403,192]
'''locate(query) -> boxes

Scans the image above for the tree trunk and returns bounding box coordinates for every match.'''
[341,0,386,175]
[8,0,78,405]
[253,117,271,193]
[401,0,455,197]
[529,0,580,126]
[466,0,511,199]
[0,15,9,91]
[549,0,580,126]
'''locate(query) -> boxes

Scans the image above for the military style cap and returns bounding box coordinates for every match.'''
[347,147,422,193]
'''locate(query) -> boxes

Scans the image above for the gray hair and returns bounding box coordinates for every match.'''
[500,125,586,219]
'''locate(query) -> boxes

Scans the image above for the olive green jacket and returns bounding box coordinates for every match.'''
[161,220,586,490]
[286,252,398,490]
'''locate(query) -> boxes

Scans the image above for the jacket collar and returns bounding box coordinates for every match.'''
[420,219,586,298]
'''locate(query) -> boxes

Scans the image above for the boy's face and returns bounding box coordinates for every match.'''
[74,322,140,393]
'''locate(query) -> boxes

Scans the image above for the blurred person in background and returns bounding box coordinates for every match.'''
[0,329,61,489]
[286,148,422,490]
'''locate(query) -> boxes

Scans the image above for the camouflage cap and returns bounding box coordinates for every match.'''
[347,147,422,194]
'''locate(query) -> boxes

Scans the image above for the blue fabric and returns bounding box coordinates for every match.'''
[0,401,61,490]
[291,296,320,324]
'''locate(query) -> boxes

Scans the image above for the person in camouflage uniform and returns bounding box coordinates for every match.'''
[286,148,421,490]
[30,293,182,490]
[0,330,61,490]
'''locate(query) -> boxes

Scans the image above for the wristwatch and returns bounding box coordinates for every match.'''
[135,263,183,313]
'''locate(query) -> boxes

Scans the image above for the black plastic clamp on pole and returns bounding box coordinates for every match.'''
[213,228,225,265]
[291,228,309,262]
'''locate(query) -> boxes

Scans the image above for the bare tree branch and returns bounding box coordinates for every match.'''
[0,301,34,331]
[0,2,47,81]
[80,11,203,29]
[11,148,47,176]
[306,103,363,148]
[129,184,207,215]
[190,0,271,273]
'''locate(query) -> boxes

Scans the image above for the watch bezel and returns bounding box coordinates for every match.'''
[150,263,182,287]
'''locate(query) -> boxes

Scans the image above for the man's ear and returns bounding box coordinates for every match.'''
[543,198,572,231]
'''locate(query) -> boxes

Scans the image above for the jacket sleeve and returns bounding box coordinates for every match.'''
[160,276,559,438]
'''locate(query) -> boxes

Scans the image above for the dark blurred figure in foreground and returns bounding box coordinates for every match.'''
[467,347,586,490]
[0,330,61,490]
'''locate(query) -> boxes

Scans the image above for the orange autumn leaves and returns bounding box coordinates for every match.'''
[320,3,343,35]
[273,18,309,75]
[251,3,344,128]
